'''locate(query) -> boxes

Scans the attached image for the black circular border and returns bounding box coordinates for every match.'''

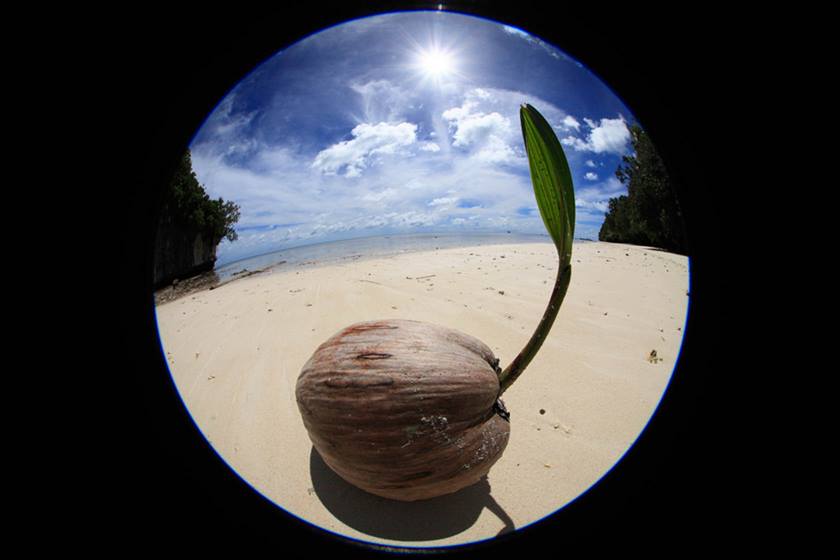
[113,1,723,555]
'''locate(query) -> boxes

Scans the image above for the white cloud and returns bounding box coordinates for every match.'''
[585,172,598,181]
[443,103,511,148]
[561,116,630,154]
[588,117,631,154]
[443,97,512,148]
[194,86,610,265]
[572,176,626,217]
[350,79,410,123]
[441,95,520,165]
[585,159,596,168]
[563,115,581,131]
[419,141,440,152]
[575,198,609,212]
[428,196,458,208]
[362,187,398,202]
[501,25,563,61]
[502,25,529,39]
[312,121,418,177]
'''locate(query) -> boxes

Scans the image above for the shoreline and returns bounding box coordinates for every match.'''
[154,236,615,306]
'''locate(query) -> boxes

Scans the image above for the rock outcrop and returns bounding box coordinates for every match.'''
[152,215,218,289]
[152,149,239,289]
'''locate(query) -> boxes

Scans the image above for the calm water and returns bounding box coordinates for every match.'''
[214,232,566,283]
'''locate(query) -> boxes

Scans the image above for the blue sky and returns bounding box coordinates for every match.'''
[190,11,637,265]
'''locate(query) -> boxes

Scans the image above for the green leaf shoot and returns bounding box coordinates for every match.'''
[498,104,575,395]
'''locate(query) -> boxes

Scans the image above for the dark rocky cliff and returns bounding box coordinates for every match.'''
[153,214,219,288]
[152,150,240,289]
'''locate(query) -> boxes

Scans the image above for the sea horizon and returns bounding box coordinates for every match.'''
[213,231,591,283]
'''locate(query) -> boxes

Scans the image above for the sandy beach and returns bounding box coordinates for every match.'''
[154,240,689,547]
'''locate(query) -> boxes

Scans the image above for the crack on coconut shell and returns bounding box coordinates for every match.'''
[355,352,393,360]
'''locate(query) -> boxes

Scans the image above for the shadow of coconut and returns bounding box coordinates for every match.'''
[309,447,514,542]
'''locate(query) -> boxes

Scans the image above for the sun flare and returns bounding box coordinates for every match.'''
[418,47,455,77]
[413,45,459,85]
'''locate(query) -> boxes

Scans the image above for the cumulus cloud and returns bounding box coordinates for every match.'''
[443,102,511,147]
[441,93,523,165]
[312,121,418,177]
[561,116,630,154]
[562,115,581,131]
[585,172,598,180]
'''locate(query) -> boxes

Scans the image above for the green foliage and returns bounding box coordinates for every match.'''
[520,103,575,267]
[599,125,686,254]
[163,150,240,243]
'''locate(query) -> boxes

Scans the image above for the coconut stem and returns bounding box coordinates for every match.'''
[497,257,571,395]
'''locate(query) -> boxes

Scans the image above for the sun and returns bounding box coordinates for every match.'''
[417,47,455,78]
[413,45,459,86]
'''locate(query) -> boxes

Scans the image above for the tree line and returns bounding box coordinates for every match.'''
[598,125,687,254]
[161,150,240,246]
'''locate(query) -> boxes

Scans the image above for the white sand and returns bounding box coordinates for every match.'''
[155,241,689,547]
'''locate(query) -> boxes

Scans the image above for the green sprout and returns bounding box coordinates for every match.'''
[498,104,576,394]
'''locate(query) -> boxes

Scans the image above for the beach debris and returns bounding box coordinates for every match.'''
[539,408,545,415]
[295,104,574,502]
[647,349,663,364]
[498,290,505,295]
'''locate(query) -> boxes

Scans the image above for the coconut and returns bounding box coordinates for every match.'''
[296,319,510,501]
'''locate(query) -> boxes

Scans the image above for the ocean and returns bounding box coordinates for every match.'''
[213,232,564,283]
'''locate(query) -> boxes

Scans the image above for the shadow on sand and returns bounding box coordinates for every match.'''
[309,447,515,542]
